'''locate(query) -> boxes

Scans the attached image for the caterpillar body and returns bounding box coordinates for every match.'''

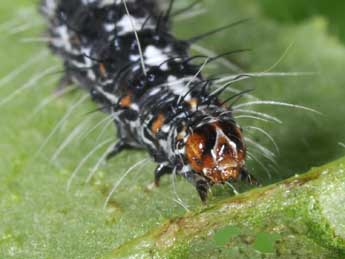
[40,0,257,202]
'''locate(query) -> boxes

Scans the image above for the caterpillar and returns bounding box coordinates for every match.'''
[39,0,259,202]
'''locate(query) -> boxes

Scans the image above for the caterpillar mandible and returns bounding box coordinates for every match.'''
[40,0,257,202]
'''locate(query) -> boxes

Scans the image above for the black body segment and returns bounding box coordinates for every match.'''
[41,0,255,201]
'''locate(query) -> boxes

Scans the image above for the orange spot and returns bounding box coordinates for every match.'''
[151,113,165,135]
[187,98,199,109]
[119,95,132,108]
[99,63,107,77]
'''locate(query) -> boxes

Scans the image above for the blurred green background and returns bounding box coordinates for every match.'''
[260,0,345,43]
[0,0,344,258]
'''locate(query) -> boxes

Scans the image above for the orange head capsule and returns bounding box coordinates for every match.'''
[185,122,246,184]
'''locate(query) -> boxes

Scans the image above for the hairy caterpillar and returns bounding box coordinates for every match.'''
[1,1,344,258]
[38,0,260,202]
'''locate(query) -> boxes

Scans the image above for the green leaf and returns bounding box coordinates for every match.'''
[0,0,344,258]
[214,225,242,246]
[253,232,280,253]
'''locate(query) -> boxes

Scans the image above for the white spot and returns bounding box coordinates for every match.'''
[42,0,57,17]
[53,26,72,52]
[149,88,161,96]
[96,87,118,103]
[182,165,191,173]
[167,76,190,97]
[82,0,98,4]
[161,124,170,133]
[130,103,139,111]
[214,128,238,162]
[176,146,185,155]
[130,54,140,62]
[144,45,169,69]
[103,23,116,32]
[99,0,117,7]
[116,15,154,36]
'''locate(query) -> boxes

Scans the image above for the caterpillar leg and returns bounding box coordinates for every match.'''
[106,121,141,160]
[55,69,74,95]
[238,168,259,186]
[185,172,211,203]
[105,139,129,160]
[196,179,210,203]
[154,164,173,186]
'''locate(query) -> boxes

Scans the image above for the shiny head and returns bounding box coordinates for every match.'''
[185,122,246,183]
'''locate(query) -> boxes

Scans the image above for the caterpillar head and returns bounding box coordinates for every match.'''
[184,122,246,184]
